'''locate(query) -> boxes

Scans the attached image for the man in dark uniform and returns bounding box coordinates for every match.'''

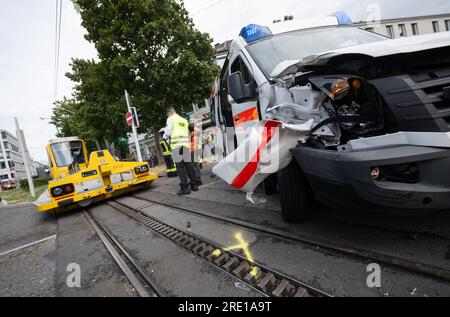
[159,130,178,178]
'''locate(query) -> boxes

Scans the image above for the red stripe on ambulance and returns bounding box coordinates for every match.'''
[230,121,281,189]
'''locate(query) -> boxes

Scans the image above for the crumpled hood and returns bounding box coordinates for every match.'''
[273,31,450,78]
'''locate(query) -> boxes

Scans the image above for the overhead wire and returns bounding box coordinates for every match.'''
[191,0,224,16]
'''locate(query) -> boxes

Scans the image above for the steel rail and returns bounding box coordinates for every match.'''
[130,195,450,283]
[107,200,331,298]
[83,210,164,297]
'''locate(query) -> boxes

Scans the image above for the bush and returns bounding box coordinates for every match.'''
[34,177,51,187]
[19,177,51,190]
[19,178,29,190]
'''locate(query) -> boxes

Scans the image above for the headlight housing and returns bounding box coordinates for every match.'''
[51,184,75,198]
[134,165,150,175]
[310,76,362,101]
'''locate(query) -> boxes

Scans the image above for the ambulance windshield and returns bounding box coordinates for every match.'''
[247,26,386,76]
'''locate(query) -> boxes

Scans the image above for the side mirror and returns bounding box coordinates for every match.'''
[228,72,256,103]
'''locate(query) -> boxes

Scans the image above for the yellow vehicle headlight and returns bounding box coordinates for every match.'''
[134,165,149,175]
[50,183,75,198]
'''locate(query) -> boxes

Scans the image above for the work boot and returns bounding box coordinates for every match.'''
[190,184,199,192]
[177,188,191,196]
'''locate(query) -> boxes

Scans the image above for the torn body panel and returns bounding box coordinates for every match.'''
[212,120,314,193]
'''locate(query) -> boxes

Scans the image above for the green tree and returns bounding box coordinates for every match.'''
[75,0,218,143]
[53,0,218,159]
[52,59,131,155]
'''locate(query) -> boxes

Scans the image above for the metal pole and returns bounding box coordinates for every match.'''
[14,117,35,197]
[124,90,143,162]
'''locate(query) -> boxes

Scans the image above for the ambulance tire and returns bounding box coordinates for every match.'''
[278,160,313,223]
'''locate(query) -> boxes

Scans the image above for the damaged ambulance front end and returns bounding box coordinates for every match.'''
[213,15,450,222]
[296,38,450,211]
[271,32,450,220]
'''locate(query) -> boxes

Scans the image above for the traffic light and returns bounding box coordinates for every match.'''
[131,107,142,128]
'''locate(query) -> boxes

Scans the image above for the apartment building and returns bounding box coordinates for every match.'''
[0,129,25,181]
[356,13,450,38]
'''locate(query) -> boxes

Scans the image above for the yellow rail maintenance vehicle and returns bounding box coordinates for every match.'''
[34,137,158,213]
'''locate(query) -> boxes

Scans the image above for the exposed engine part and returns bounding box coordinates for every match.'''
[304,76,386,147]
[271,75,387,149]
[269,83,341,146]
[290,83,323,110]
[337,101,361,129]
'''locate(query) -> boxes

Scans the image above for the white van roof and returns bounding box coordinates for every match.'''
[239,12,353,44]
[269,16,339,35]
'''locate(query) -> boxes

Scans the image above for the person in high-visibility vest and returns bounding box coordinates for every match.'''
[163,107,196,195]
[159,131,178,178]
[189,122,203,187]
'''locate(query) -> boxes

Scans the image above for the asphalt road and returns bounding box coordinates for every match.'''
[0,163,449,297]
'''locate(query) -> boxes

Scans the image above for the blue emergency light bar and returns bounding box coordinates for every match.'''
[332,11,353,26]
[240,24,273,43]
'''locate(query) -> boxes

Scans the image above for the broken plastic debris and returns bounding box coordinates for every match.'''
[234,282,251,291]
[246,192,255,204]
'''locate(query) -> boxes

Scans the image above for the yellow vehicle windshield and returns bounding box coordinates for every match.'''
[50,141,86,167]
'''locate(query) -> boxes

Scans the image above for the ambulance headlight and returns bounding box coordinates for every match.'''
[309,76,362,101]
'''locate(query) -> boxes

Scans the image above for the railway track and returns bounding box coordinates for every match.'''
[106,200,330,297]
[83,210,164,297]
[129,195,450,283]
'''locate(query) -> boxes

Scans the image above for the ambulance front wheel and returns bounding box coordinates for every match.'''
[278,160,313,223]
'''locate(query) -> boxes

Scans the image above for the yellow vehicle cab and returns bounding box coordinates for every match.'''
[34,137,158,213]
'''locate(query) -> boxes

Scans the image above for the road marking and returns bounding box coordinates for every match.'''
[0,235,56,257]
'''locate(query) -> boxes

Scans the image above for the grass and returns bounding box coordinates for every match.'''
[0,184,48,205]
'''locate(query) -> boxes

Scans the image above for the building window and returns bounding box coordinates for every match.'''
[3,141,8,150]
[445,20,450,32]
[398,24,407,37]
[1,132,6,140]
[411,23,419,35]
[364,27,374,33]
[432,21,440,33]
[386,25,395,38]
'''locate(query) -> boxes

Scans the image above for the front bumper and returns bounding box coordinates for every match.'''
[34,173,158,213]
[292,144,450,212]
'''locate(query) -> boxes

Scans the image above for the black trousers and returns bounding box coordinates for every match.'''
[172,146,195,190]
[191,151,202,186]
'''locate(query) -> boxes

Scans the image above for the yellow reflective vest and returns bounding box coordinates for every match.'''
[168,114,190,149]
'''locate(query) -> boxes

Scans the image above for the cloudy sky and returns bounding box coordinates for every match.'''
[1,0,449,162]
